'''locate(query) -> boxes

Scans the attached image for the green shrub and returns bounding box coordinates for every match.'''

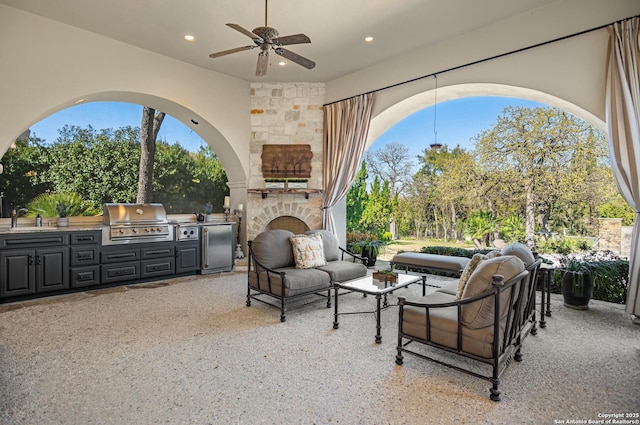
[27,192,101,218]
[549,252,629,304]
[419,245,493,258]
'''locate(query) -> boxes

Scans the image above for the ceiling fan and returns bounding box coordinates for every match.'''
[208,0,316,76]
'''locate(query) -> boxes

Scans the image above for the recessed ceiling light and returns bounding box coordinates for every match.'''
[278,60,286,66]
[75,99,86,104]
[364,36,374,43]
[184,35,195,41]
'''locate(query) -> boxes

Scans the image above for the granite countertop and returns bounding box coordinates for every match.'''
[0,225,106,234]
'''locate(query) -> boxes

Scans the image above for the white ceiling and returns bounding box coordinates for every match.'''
[0,0,559,82]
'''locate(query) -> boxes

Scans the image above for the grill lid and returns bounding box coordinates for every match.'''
[103,203,168,226]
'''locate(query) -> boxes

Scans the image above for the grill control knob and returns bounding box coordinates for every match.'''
[132,228,138,234]
[189,230,195,235]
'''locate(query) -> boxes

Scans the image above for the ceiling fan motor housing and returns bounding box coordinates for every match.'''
[253,26,279,43]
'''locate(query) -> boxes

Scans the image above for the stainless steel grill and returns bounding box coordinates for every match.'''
[102,203,174,245]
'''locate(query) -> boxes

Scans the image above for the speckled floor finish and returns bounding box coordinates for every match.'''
[0,272,638,424]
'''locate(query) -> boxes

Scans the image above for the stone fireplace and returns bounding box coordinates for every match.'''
[246,82,325,241]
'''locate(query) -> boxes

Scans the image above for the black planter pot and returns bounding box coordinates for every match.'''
[361,246,377,267]
[561,270,594,310]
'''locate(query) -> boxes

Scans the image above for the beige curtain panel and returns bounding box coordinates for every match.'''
[606,17,640,321]
[322,93,375,235]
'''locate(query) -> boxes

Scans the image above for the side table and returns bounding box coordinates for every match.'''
[537,265,555,328]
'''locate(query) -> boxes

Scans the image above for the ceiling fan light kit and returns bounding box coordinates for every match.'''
[208,0,315,76]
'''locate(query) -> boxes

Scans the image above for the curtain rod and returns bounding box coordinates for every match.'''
[323,14,640,107]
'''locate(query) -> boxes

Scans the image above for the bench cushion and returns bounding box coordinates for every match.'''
[392,252,470,273]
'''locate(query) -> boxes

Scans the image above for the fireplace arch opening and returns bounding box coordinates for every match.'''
[266,216,310,234]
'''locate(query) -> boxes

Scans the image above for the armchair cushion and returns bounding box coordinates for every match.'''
[461,255,525,329]
[251,229,295,269]
[249,267,331,297]
[455,251,500,299]
[290,233,326,269]
[403,303,503,359]
[500,242,535,267]
[316,260,367,282]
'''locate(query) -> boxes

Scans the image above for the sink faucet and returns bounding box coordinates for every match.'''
[11,208,28,228]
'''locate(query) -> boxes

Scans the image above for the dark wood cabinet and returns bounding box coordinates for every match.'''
[0,249,35,297]
[140,243,175,278]
[35,247,69,293]
[0,229,203,301]
[101,261,140,283]
[176,242,200,274]
[0,233,69,297]
[69,231,101,289]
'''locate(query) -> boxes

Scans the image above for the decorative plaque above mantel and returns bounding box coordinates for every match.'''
[261,144,313,179]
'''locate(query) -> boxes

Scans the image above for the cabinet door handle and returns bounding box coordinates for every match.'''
[35,255,40,265]
[28,255,34,265]
[146,249,171,256]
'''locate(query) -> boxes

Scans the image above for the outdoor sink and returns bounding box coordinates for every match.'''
[8,226,58,232]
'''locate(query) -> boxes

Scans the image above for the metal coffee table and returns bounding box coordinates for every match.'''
[332,273,425,343]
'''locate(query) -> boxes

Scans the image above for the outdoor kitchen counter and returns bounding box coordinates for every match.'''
[0,225,105,233]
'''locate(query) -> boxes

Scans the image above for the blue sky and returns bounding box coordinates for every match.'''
[30,97,547,155]
[370,97,546,159]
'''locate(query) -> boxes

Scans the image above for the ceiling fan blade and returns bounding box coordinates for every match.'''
[275,48,316,70]
[209,45,256,58]
[256,51,269,76]
[227,23,262,41]
[273,33,311,46]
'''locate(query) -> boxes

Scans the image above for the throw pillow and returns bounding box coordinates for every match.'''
[290,233,327,269]
[455,251,501,300]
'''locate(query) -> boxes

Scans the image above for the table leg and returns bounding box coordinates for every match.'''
[546,272,552,317]
[375,294,382,344]
[422,275,427,296]
[333,287,339,329]
[539,272,547,329]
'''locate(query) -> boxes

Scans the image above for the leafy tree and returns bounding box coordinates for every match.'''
[359,176,393,237]
[138,107,165,203]
[39,125,140,206]
[19,124,228,214]
[598,192,636,226]
[346,161,368,232]
[474,106,608,247]
[0,136,50,210]
[365,141,415,197]
[464,210,496,246]
[499,214,526,242]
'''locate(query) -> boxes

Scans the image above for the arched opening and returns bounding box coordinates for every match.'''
[352,85,629,256]
[266,216,310,234]
[1,93,248,216]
